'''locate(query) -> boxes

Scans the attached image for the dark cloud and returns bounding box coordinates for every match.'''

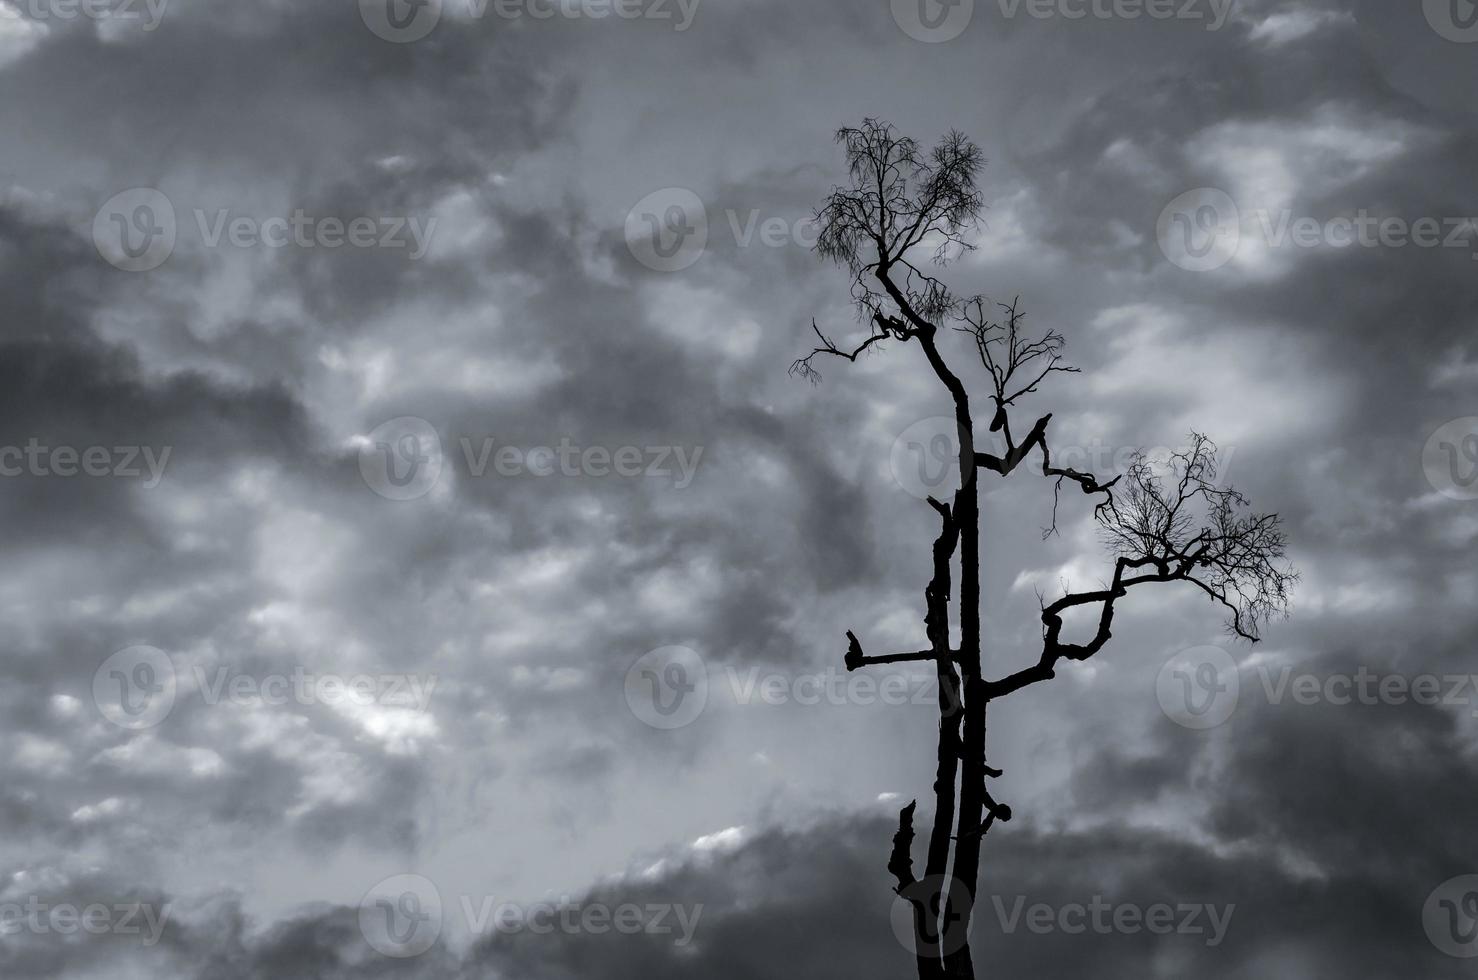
[26,682,1477,979]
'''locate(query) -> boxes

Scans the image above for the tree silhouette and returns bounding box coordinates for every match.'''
[794,120,1296,980]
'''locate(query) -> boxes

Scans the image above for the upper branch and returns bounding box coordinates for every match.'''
[801,120,985,373]
[790,314,911,383]
[956,296,1079,427]
[974,411,1122,533]
[1102,434,1296,640]
[951,300,1119,532]
[983,435,1296,699]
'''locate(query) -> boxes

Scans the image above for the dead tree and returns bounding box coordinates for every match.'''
[793,120,1295,980]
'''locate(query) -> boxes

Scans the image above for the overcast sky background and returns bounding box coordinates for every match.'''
[2,0,1478,976]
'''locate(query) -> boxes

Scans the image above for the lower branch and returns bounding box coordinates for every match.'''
[844,633,958,672]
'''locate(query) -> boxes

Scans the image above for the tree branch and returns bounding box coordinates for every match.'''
[790,316,905,383]
[844,634,958,672]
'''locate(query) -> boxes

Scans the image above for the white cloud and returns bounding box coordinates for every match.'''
[1087,303,1343,446]
[1185,103,1430,279]
[692,826,747,853]
[15,734,72,773]
[0,3,47,67]
[1249,8,1355,46]
[93,736,226,779]
[71,796,135,824]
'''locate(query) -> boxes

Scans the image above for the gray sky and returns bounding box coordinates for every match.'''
[3,0,1478,976]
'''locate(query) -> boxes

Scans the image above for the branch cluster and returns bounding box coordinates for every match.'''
[793,119,984,382]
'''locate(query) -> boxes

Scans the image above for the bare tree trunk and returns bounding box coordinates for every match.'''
[926,500,967,978]
[923,499,962,892]
[799,120,1297,980]
[923,328,986,980]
